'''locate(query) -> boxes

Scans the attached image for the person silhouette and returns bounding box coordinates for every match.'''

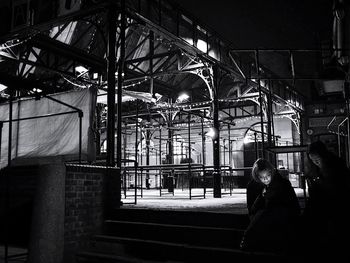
[301,140,350,260]
[240,158,300,255]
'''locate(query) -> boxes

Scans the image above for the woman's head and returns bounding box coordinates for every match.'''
[251,158,275,186]
[307,141,329,169]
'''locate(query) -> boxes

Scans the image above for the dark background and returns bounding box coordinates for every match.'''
[169,0,334,49]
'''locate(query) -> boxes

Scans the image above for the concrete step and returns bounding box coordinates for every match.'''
[89,235,285,262]
[103,220,244,249]
[76,250,169,263]
[110,208,249,229]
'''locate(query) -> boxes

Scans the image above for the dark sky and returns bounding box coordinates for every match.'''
[169,0,334,49]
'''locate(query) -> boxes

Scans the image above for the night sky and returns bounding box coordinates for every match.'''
[169,0,334,49]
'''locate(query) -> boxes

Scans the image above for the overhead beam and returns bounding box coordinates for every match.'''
[125,50,179,65]
[29,34,106,70]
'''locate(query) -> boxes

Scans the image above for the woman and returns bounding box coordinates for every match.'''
[302,141,350,260]
[240,158,300,254]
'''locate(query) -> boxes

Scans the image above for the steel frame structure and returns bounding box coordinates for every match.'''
[2,0,348,208]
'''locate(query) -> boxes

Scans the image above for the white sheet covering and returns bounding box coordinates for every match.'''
[0,88,96,168]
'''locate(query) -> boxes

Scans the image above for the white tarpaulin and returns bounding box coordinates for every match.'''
[0,88,96,168]
[97,89,162,104]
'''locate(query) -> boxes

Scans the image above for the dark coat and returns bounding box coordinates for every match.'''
[302,157,350,260]
[241,172,300,254]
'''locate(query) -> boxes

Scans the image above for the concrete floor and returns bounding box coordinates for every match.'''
[121,188,307,214]
[0,246,27,263]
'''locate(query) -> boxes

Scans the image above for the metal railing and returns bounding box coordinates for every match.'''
[120,164,253,201]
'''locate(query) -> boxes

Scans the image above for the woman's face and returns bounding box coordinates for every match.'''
[309,153,323,168]
[258,170,272,186]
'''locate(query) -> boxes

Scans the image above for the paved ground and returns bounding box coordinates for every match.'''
[122,188,307,214]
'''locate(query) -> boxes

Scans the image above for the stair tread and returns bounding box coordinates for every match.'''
[76,251,161,262]
[94,234,280,257]
[104,220,244,232]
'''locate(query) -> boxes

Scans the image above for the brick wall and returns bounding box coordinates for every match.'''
[64,165,106,258]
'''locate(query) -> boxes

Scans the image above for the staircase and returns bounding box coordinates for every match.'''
[76,208,289,262]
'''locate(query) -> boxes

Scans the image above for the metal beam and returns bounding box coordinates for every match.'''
[29,34,105,70]
[125,50,178,65]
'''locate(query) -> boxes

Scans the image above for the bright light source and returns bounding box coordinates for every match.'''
[177,93,190,103]
[205,127,218,140]
[243,136,253,144]
[0,83,7,92]
[114,72,125,77]
[197,39,208,53]
[75,65,88,74]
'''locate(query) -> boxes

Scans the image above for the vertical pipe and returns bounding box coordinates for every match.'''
[78,112,82,163]
[123,122,127,160]
[267,85,273,148]
[201,113,206,165]
[106,1,117,167]
[338,124,341,157]
[5,91,13,263]
[254,132,258,159]
[201,114,206,197]
[347,118,350,166]
[168,115,173,164]
[286,141,289,170]
[106,0,118,212]
[228,111,233,195]
[270,82,276,147]
[212,65,221,198]
[15,98,20,158]
[116,0,126,206]
[135,100,139,203]
[8,92,12,167]
[159,128,162,195]
[347,99,350,166]
[255,50,265,158]
[123,122,127,199]
[223,139,226,166]
[228,108,232,167]
[140,135,143,165]
[188,113,192,199]
[149,30,154,97]
[145,129,150,189]
[96,105,101,156]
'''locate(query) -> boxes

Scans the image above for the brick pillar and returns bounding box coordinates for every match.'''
[28,162,65,263]
[64,165,106,262]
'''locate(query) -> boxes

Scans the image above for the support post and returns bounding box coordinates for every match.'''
[4,90,13,263]
[106,1,117,167]
[134,100,139,204]
[201,114,206,197]
[255,50,265,158]
[116,0,126,206]
[212,65,221,198]
[188,113,192,199]
[145,129,150,189]
[106,0,119,213]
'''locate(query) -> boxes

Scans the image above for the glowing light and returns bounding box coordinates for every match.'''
[184,38,194,45]
[197,39,208,53]
[177,93,190,103]
[0,83,7,92]
[206,127,218,140]
[75,66,88,74]
[243,136,254,144]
